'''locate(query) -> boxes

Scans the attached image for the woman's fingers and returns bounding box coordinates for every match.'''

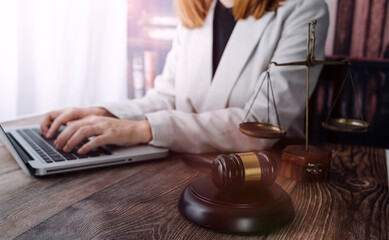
[46,109,80,139]
[41,107,116,138]
[63,125,102,152]
[54,116,96,150]
[40,111,60,136]
[46,116,149,154]
[78,135,108,154]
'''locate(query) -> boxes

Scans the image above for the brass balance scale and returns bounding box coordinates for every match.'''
[239,20,369,180]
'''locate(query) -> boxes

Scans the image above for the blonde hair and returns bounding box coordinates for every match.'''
[174,0,283,29]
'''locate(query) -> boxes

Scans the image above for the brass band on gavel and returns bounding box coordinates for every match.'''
[211,152,278,191]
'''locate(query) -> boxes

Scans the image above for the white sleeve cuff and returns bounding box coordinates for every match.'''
[145,111,175,148]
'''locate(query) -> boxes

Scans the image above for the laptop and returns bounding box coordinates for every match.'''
[0,124,169,176]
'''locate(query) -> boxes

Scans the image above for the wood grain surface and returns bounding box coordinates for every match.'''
[0,117,388,240]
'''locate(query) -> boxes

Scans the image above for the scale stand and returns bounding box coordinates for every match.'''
[273,21,353,181]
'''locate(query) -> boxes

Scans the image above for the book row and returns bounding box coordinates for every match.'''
[325,0,389,58]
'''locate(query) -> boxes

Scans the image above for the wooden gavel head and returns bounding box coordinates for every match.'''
[211,151,278,192]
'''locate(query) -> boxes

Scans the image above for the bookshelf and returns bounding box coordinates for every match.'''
[127,0,176,99]
[315,0,389,147]
[324,0,389,59]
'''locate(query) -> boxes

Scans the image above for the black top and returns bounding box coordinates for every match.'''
[212,0,237,77]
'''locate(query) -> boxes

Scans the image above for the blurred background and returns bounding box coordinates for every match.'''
[0,0,388,146]
[0,0,128,122]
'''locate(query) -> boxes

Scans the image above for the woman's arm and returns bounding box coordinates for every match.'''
[41,26,182,152]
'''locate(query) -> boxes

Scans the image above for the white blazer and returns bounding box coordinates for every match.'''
[101,0,329,153]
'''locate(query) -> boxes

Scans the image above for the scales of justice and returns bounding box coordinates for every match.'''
[239,20,368,176]
[179,21,368,233]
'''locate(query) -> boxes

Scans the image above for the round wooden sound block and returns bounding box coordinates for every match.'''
[179,176,295,233]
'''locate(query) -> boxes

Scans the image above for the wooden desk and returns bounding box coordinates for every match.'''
[1,117,388,239]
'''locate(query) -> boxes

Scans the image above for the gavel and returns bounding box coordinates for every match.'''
[184,151,278,192]
[180,151,294,233]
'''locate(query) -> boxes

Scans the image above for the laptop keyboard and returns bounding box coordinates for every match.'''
[17,128,112,163]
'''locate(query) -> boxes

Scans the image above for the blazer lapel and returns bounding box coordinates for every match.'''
[204,11,275,111]
[183,0,216,112]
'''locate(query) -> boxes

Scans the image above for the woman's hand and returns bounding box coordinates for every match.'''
[53,116,152,154]
[40,107,114,139]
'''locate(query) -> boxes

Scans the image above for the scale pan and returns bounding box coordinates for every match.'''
[239,122,286,139]
[321,118,368,133]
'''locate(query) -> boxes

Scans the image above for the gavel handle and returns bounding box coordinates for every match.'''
[181,155,213,168]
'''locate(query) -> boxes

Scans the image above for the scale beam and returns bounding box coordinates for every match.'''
[268,21,350,151]
[270,59,349,68]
